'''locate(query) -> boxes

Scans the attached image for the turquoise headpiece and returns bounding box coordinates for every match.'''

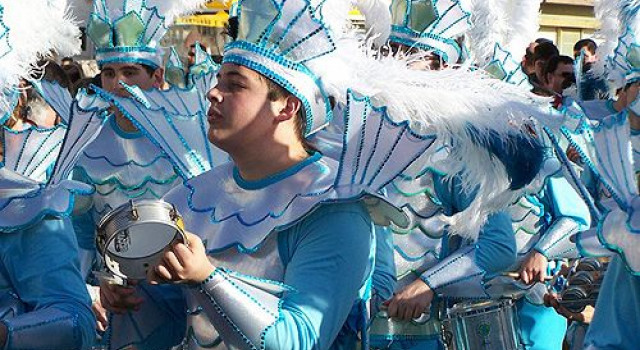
[222,0,335,137]
[87,0,204,69]
[609,27,640,85]
[484,44,531,88]
[389,0,471,64]
[165,45,219,88]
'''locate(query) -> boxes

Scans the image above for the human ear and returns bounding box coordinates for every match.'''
[153,68,165,89]
[274,95,302,123]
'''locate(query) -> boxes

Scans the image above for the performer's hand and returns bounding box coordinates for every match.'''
[92,298,109,332]
[544,292,594,324]
[99,280,144,314]
[384,279,433,321]
[566,146,582,164]
[148,232,215,285]
[518,250,549,285]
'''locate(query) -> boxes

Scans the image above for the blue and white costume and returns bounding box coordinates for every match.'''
[556,20,640,347]
[0,1,108,347]
[98,0,558,349]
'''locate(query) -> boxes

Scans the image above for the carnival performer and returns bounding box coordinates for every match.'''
[454,2,593,349]
[40,0,224,343]
[560,5,640,346]
[0,0,107,348]
[96,0,556,348]
[350,1,545,349]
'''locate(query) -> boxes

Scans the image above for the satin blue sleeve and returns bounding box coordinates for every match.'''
[539,176,591,228]
[585,256,640,350]
[0,218,96,350]
[371,225,397,303]
[435,174,517,274]
[264,202,374,349]
[534,176,590,259]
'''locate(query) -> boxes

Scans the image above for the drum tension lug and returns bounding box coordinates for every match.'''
[130,208,139,221]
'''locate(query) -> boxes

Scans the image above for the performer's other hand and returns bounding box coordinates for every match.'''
[99,280,144,314]
[148,232,215,285]
[544,292,594,324]
[518,250,548,285]
[384,279,433,321]
[566,146,582,164]
[92,298,109,332]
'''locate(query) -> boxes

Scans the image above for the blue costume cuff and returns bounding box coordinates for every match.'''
[575,229,615,258]
[420,246,488,299]
[3,308,84,350]
[190,268,291,350]
[534,217,581,260]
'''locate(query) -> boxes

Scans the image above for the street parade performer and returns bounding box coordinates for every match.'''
[34,0,227,343]
[94,0,562,349]
[559,2,640,348]
[0,0,110,348]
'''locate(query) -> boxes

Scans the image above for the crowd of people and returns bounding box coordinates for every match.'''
[0,0,638,350]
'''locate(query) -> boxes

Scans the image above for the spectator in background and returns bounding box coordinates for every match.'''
[541,55,576,109]
[62,61,84,88]
[523,38,553,76]
[574,39,607,101]
[530,41,560,95]
[61,56,74,67]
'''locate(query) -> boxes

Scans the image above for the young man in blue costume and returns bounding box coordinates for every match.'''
[0,0,99,348]
[98,0,553,348]
[568,15,640,348]
[459,2,594,349]
[62,0,217,341]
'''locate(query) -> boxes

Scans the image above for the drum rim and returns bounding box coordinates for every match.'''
[97,199,176,229]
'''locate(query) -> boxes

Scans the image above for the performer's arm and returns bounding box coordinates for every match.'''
[0,218,96,350]
[534,176,591,260]
[420,211,516,299]
[187,203,374,350]
[419,174,516,298]
[371,225,397,308]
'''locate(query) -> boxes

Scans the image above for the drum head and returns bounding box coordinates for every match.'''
[107,222,179,259]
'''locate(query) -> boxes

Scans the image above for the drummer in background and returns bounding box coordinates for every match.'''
[0,1,97,348]
[369,1,521,349]
[68,0,207,344]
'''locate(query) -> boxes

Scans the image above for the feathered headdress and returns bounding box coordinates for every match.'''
[387,0,472,64]
[464,0,539,87]
[0,0,80,123]
[87,0,208,69]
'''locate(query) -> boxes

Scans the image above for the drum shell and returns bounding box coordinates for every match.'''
[96,200,186,281]
[445,299,523,350]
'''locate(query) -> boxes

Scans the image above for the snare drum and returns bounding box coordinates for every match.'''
[97,200,187,281]
[443,299,523,350]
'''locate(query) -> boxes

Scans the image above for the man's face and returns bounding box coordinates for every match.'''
[100,63,162,96]
[188,47,197,67]
[546,62,574,94]
[625,82,640,108]
[206,63,281,153]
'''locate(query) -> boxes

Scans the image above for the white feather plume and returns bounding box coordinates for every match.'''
[0,0,80,116]
[503,0,540,62]
[465,0,539,66]
[309,33,551,238]
[463,0,509,65]
[354,0,392,47]
[592,0,623,78]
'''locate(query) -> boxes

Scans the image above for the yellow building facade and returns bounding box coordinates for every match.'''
[538,0,597,55]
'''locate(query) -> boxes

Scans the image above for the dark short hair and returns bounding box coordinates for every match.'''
[533,42,559,63]
[574,39,597,55]
[535,38,553,45]
[543,55,574,77]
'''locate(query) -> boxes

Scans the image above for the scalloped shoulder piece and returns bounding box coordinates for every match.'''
[161,91,441,252]
[48,94,110,186]
[1,124,66,183]
[0,168,93,232]
[92,71,226,180]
